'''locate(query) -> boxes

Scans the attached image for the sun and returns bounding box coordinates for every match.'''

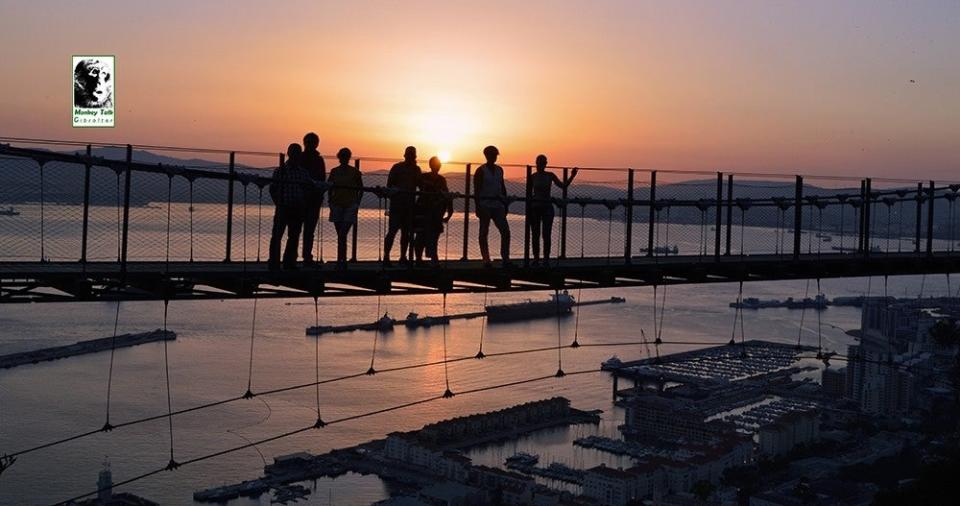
[437,150,451,163]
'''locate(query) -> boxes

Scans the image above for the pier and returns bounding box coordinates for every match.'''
[0,329,176,369]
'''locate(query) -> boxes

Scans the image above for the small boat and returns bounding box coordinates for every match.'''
[505,452,539,469]
[485,291,575,323]
[404,312,420,328]
[0,206,20,216]
[602,356,623,369]
[375,313,394,332]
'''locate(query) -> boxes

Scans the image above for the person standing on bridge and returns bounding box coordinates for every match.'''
[475,145,512,268]
[268,143,310,271]
[327,148,363,269]
[527,155,577,266]
[383,146,421,267]
[413,156,454,266]
[300,132,326,267]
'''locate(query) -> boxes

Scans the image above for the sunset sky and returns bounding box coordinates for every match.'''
[1,0,958,179]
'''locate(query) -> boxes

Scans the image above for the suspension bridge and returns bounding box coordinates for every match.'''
[1,138,959,302]
[1,137,958,505]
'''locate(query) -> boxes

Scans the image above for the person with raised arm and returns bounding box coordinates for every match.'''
[527,154,577,266]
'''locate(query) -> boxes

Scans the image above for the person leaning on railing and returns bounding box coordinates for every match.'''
[268,143,310,271]
[327,147,363,269]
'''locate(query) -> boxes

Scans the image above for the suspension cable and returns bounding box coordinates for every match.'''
[39,162,45,262]
[243,297,258,399]
[102,301,122,431]
[241,183,248,266]
[476,289,488,359]
[570,286,583,348]
[313,297,325,427]
[729,282,742,347]
[367,296,382,375]
[256,186,263,262]
[795,279,811,350]
[816,278,823,359]
[188,179,195,262]
[554,289,566,377]
[161,300,178,470]
[580,204,586,258]
[441,293,454,397]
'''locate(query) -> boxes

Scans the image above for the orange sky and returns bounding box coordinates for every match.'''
[1,0,958,179]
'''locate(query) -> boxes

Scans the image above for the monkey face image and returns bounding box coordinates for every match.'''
[74,58,113,108]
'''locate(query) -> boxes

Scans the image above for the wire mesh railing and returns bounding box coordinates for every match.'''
[1,138,959,269]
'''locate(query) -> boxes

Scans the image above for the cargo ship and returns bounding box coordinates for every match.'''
[485,291,575,323]
[0,206,19,216]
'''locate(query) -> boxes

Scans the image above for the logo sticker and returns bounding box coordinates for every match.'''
[73,55,115,127]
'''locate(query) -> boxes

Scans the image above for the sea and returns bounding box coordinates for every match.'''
[0,203,952,505]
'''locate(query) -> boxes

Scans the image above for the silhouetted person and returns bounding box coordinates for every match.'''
[528,155,577,265]
[414,156,454,265]
[268,143,310,270]
[474,145,511,267]
[301,132,326,267]
[327,148,363,268]
[383,146,422,266]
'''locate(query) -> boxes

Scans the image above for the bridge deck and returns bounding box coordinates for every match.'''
[2,252,957,302]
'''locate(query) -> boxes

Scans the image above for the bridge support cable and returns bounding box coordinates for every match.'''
[101,301,123,431]
[39,162,46,262]
[729,281,742,347]
[441,293,455,397]
[795,279,811,350]
[161,179,179,469]
[579,203,586,258]
[570,286,583,348]
[188,178,195,262]
[816,278,823,359]
[377,195,384,262]
[312,297,325,428]
[883,275,893,362]
[367,296,382,375]
[554,289,566,377]
[240,183,248,269]
[475,289,488,359]
[605,204,615,264]
[243,297,258,399]
[255,185,263,262]
[651,284,663,362]
[160,300,178,470]
[115,169,122,262]
[318,200,325,263]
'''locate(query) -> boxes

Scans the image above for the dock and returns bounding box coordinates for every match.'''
[0,329,176,369]
[305,296,626,336]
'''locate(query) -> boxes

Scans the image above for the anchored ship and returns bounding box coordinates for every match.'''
[485,291,575,323]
